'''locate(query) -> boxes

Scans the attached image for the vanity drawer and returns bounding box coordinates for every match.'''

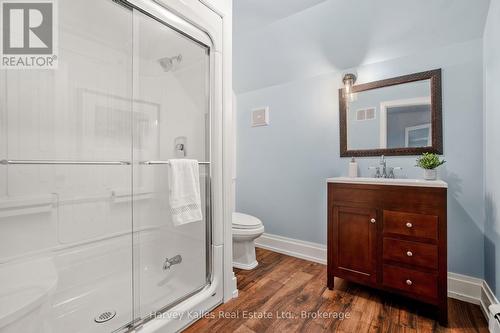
[383,210,438,240]
[383,265,438,300]
[383,238,438,269]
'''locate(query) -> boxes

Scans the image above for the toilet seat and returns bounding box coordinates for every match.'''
[232,212,263,230]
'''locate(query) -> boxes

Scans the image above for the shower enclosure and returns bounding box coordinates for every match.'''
[0,0,223,332]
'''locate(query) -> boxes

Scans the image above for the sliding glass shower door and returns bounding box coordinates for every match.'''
[0,0,135,332]
[0,0,211,332]
[131,8,211,320]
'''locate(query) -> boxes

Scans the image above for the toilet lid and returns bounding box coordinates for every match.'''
[232,212,263,229]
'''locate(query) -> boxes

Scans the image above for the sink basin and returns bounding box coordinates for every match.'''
[327,177,447,188]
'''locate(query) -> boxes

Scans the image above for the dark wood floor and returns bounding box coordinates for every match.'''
[184,248,488,333]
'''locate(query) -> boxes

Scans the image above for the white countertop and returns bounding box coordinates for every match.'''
[327,177,448,188]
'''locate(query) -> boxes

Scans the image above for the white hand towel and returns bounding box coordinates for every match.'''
[167,159,203,226]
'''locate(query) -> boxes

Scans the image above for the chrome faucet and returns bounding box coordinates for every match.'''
[163,254,182,270]
[369,155,402,179]
[379,155,387,178]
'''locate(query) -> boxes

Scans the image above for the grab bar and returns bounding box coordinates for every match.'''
[141,161,210,165]
[0,159,131,165]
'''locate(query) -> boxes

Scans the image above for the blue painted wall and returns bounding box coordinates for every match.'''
[484,0,500,299]
[236,39,485,278]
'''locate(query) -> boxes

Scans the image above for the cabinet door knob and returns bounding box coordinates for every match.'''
[370,218,376,224]
[406,279,413,286]
[406,222,413,228]
[406,251,413,257]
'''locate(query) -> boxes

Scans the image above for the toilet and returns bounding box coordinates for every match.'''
[232,212,265,270]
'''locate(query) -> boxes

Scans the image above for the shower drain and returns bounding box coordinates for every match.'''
[94,310,116,323]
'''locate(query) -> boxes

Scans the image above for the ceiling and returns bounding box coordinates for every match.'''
[233,0,328,34]
[233,0,491,93]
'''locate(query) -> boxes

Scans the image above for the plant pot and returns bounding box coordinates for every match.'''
[423,169,437,180]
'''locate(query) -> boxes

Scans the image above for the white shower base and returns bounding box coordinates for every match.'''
[0,226,219,333]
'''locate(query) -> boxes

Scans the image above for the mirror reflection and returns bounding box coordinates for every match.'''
[346,80,432,150]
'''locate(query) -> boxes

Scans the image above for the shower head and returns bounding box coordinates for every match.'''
[158,54,182,72]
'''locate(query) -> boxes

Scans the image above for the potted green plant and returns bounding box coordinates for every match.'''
[416,153,446,180]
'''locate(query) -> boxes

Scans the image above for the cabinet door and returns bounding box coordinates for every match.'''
[332,206,377,285]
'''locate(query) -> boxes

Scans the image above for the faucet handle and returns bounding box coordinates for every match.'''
[388,167,402,179]
[379,155,387,168]
[369,166,381,178]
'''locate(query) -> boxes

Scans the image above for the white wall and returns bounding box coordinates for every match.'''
[236,39,485,278]
[483,0,500,299]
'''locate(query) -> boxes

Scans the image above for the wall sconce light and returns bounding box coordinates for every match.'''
[342,73,357,96]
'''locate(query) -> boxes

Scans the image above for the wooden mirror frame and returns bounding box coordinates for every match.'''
[339,69,442,157]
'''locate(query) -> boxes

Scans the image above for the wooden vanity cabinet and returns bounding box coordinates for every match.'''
[327,182,447,325]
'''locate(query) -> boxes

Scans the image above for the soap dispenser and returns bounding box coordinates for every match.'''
[348,157,358,178]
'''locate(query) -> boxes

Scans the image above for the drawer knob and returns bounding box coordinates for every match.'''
[406,251,413,257]
[406,279,413,286]
[370,218,376,224]
[406,222,413,228]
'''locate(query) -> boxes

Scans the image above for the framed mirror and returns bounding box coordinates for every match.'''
[339,69,442,157]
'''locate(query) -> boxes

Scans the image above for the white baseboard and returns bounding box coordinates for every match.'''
[255,232,499,321]
[448,272,500,321]
[231,272,239,299]
[448,272,484,305]
[255,233,327,264]
[482,279,499,323]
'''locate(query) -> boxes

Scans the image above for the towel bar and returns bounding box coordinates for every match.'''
[0,160,210,166]
[0,159,130,165]
[141,161,210,165]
